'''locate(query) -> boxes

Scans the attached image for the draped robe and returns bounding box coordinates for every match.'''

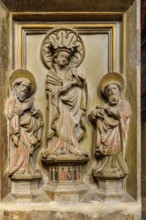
[44,66,87,157]
[92,99,131,175]
[5,97,43,177]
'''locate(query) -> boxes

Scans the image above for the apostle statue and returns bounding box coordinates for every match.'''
[5,69,43,178]
[89,72,131,177]
[41,28,88,158]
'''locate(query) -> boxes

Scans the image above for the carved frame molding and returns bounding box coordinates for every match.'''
[9,12,127,74]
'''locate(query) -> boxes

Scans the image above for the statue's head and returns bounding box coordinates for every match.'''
[13,78,31,102]
[99,72,125,105]
[9,69,36,101]
[53,50,72,67]
[104,83,121,106]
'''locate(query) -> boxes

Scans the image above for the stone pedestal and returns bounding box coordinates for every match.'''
[42,155,89,202]
[45,181,88,202]
[97,178,125,200]
[93,172,126,201]
[4,175,41,202]
[11,179,40,202]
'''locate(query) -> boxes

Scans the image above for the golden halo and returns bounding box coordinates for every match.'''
[40,27,85,69]
[99,72,125,95]
[9,69,36,97]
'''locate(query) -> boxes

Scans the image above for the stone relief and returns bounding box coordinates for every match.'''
[41,27,88,159]
[89,72,131,178]
[5,69,43,179]
[0,0,140,215]
[3,27,132,203]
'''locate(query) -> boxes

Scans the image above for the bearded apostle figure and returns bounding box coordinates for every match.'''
[5,69,43,178]
[89,72,131,177]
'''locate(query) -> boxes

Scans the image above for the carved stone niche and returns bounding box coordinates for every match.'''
[0,0,141,219]
[40,27,89,201]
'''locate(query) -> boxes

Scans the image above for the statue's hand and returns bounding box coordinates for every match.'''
[11,135,19,147]
[58,82,72,94]
[89,108,105,121]
[107,107,120,118]
[73,75,85,87]
[31,109,39,118]
[22,101,33,112]
[96,109,105,119]
[89,108,105,122]
[71,79,78,86]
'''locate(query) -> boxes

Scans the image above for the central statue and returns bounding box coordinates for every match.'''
[41,27,88,158]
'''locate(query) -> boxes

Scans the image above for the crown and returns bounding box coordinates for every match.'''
[49,43,78,56]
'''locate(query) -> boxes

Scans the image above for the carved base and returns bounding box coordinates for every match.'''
[41,154,89,165]
[11,173,42,180]
[93,172,126,200]
[44,182,88,202]
[97,179,125,200]
[41,155,89,202]
[7,176,41,202]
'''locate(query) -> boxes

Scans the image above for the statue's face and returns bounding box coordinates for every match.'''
[105,83,120,106]
[15,80,30,102]
[54,51,71,67]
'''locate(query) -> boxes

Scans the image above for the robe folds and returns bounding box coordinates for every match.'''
[95,100,131,156]
[45,66,87,156]
[5,97,43,177]
[92,99,131,175]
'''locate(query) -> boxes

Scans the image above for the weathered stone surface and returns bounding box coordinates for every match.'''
[124,0,141,200]
[0,0,10,201]
[1,210,134,220]
[1,0,135,12]
[0,200,141,220]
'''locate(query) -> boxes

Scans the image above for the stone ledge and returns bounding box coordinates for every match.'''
[0,201,141,219]
[0,210,135,220]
